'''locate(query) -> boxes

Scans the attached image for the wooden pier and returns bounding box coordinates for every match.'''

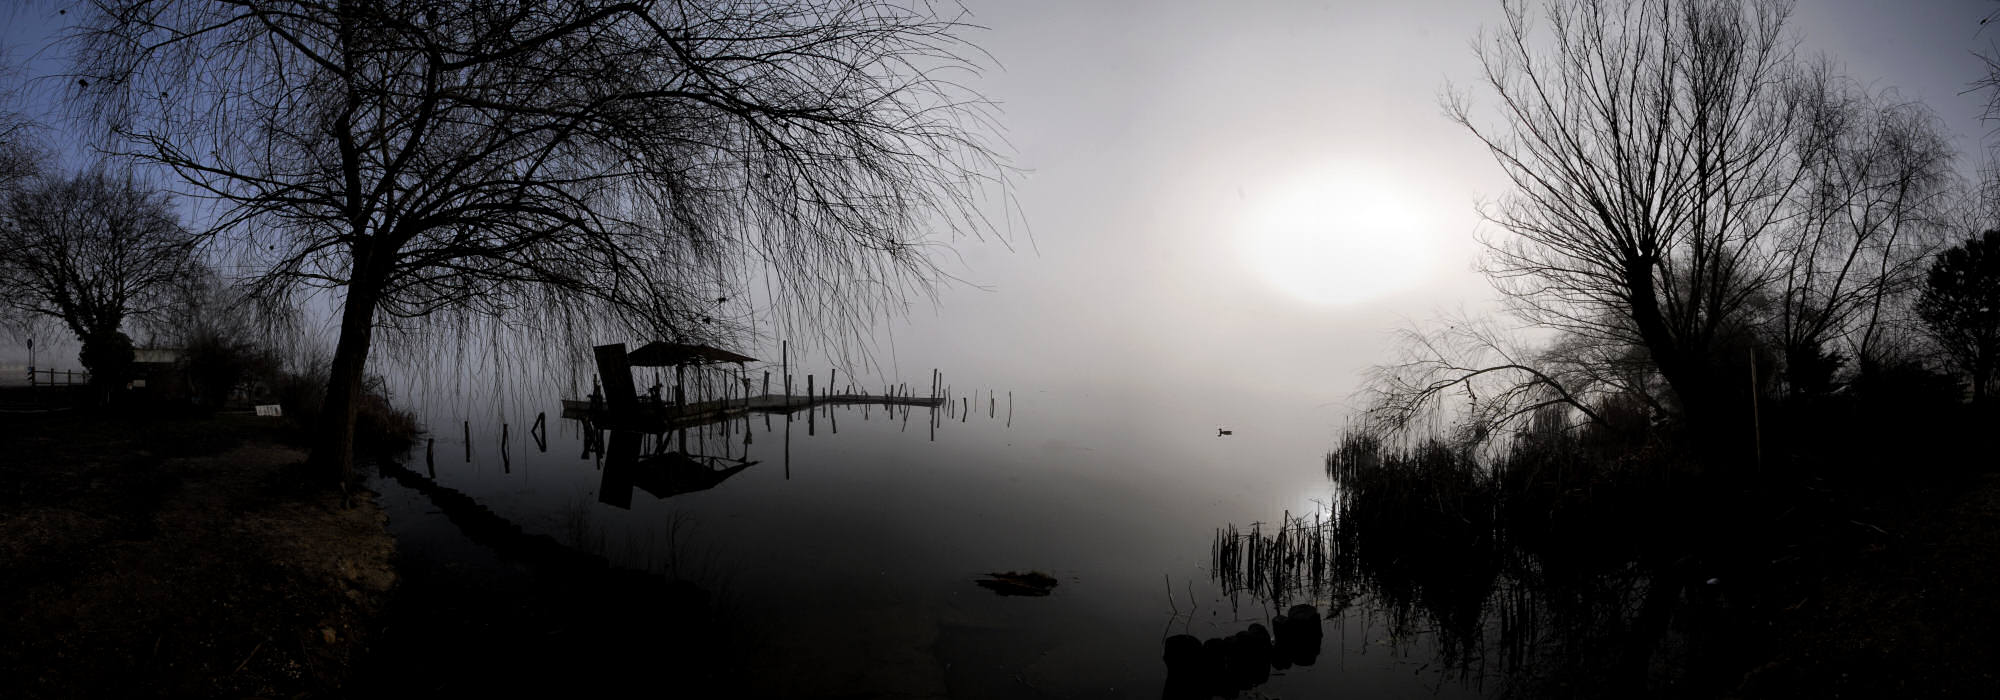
[561,392,943,430]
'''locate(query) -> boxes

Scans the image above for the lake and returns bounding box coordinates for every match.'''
[366,377,1496,698]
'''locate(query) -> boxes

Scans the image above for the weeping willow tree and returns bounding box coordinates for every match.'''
[68,0,1012,482]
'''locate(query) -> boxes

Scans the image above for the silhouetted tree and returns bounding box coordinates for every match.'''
[0,167,198,399]
[1916,230,2000,402]
[69,1,1011,482]
[1445,0,1802,433]
[1774,63,1954,396]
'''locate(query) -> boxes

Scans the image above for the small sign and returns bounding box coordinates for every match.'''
[255,404,283,417]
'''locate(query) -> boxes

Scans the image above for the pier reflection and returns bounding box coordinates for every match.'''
[597,427,758,509]
[583,417,759,509]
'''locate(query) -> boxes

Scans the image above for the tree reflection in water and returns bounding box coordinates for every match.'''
[1206,435,1698,697]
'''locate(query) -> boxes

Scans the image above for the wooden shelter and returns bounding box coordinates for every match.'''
[625,342,757,367]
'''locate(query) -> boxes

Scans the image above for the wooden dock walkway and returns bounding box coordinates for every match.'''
[560,392,944,430]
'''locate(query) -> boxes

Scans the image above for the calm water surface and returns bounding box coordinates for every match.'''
[368,380,1486,699]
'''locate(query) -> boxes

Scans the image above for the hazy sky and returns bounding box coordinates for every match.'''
[4,1,1997,429]
[857,0,2000,413]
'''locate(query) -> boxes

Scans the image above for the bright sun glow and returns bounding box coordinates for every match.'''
[1242,171,1438,305]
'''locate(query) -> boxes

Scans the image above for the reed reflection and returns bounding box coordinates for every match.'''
[1202,434,1698,697]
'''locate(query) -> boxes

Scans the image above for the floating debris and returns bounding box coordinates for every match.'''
[975,570,1058,596]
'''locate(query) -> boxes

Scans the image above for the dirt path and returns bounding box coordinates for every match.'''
[0,411,396,698]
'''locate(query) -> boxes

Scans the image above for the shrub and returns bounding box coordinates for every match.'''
[272,359,418,455]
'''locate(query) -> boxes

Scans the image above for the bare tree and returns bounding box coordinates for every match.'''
[69,1,1012,481]
[0,166,199,395]
[1773,63,1954,395]
[1445,0,1805,435]
[1366,315,1618,443]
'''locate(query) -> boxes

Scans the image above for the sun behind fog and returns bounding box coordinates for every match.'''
[1241,172,1438,305]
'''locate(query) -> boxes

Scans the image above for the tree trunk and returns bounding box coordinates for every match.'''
[1626,258,1700,412]
[1976,352,1991,404]
[1627,256,1739,463]
[308,274,383,485]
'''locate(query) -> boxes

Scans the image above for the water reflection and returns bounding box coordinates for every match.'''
[386,379,1521,698]
[1204,439,1694,697]
[1162,604,1324,699]
[596,427,758,509]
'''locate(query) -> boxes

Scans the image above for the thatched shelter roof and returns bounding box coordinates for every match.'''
[625,342,757,367]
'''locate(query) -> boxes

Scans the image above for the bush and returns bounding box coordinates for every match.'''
[181,331,282,409]
[272,359,418,455]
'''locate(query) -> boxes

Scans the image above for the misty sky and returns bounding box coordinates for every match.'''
[861,0,2000,416]
[3,0,1997,431]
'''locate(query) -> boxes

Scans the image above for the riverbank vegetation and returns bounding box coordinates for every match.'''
[1256,0,2000,695]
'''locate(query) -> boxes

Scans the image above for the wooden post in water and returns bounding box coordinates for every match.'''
[426,438,435,479]
[990,394,995,418]
[532,412,547,453]
[1750,347,1762,473]
[763,371,770,398]
[962,396,968,423]
[828,368,836,398]
[1007,391,1013,427]
[592,343,638,409]
[463,421,471,462]
[781,341,789,399]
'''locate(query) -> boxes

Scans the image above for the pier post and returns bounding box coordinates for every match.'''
[532,413,548,453]
[592,343,638,409]
[426,439,435,479]
[463,421,471,462]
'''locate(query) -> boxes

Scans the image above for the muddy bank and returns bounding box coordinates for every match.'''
[0,411,396,698]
